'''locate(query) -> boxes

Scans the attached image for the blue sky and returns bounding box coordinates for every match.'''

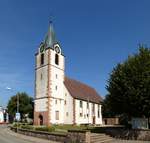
[0,0,150,107]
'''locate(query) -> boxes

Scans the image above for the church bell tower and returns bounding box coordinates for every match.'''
[34,22,65,126]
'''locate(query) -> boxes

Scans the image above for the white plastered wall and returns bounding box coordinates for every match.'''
[36,66,48,98]
[48,48,65,124]
[75,99,102,125]
[63,85,73,124]
[50,98,64,124]
[95,104,102,124]
[35,98,48,112]
[35,49,49,99]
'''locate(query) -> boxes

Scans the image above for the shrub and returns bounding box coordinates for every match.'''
[13,122,22,127]
[53,124,87,130]
[21,125,34,130]
[35,126,55,132]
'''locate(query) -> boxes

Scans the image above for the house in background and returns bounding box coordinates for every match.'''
[103,117,120,125]
[34,22,103,126]
[0,106,9,124]
[131,118,149,129]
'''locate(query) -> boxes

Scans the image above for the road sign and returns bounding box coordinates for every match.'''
[15,112,20,121]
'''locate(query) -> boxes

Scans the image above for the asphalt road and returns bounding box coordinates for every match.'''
[0,125,60,143]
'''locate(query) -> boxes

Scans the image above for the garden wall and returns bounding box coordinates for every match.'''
[105,128,150,141]
[90,126,150,141]
[10,127,90,143]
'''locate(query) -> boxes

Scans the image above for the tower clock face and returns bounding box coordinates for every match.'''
[40,44,45,53]
[54,46,60,54]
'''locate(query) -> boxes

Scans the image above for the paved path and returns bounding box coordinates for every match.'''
[0,125,60,143]
[109,140,150,143]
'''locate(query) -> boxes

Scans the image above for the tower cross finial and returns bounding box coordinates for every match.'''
[49,12,54,24]
[49,20,53,24]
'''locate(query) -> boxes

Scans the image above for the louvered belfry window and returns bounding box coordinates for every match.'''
[55,54,59,65]
[41,53,44,65]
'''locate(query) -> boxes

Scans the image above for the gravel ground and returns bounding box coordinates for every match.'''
[108,139,150,143]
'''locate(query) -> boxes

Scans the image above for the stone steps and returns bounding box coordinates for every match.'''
[91,137,114,143]
[90,133,114,143]
[91,133,106,137]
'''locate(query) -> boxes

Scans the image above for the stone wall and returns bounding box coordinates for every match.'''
[10,127,90,143]
[65,130,90,143]
[11,127,66,142]
[105,128,150,141]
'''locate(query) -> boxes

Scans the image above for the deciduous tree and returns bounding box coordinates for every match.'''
[7,92,33,120]
[105,46,150,118]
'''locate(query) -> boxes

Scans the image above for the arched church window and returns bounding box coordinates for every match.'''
[55,54,59,65]
[41,53,44,65]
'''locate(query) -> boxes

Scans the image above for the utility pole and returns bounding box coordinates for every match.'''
[17,93,19,132]
[88,96,89,125]
[6,87,20,132]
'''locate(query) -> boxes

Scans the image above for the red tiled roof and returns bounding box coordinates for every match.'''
[64,77,103,104]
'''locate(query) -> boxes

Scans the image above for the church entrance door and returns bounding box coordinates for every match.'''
[39,115,43,125]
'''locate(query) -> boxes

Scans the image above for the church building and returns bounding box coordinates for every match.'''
[34,22,103,126]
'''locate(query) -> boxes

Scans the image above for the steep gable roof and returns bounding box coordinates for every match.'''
[64,77,103,104]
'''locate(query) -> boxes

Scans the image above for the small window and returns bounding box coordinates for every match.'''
[41,53,44,65]
[55,86,57,90]
[55,54,59,65]
[92,103,95,113]
[41,73,43,80]
[80,101,83,108]
[55,111,59,120]
[64,100,67,105]
[55,100,57,104]
[80,113,83,117]
[98,110,100,118]
[98,105,100,118]
[87,102,89,109]
[56,74,58,79]
[66,112,69,116]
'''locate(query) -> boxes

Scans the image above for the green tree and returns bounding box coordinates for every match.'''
[7,92,34,120]
[105,46,150,118]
